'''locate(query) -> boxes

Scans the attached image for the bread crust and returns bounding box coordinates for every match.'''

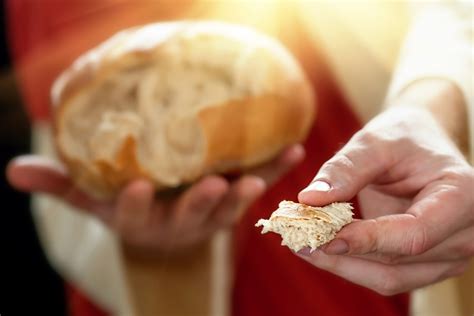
[199,93,313,173]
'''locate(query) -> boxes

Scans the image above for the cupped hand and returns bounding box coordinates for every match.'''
[297,107,474,295]
[7,144,305,254]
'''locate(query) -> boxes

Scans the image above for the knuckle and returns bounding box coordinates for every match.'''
[319,155,354,184]
[355,129,379,145]
[379,253,402,265]
[365,219,380,253]
[467,242,474,257]
[353,130,393,167]
[445,261,470,278]
[359,125,407,147]
[346,219,378,254]
[459,242,474,258]
[360,130,396,151]
[310,251,341,270]
[376,270,403,296]
[404,225,430,256]
[324,153,355,172]
[393,134,416,148]
[442,166,474,187]
[441,167,474,223]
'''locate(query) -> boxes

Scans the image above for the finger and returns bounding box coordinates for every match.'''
[7,155,70,192]
[298,132,388,206]
[323,214,423,256]
[6,155,112,213]
[350,222,474,264]
[250,144,305,186]
[211,175,266,227]
[324,177,473,257]
[296,250,468,295]
[171,175,229,230]
[112,180,155,235]
[164,175,265,249]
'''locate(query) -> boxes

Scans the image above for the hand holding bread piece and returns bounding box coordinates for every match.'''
[256,200,353,252]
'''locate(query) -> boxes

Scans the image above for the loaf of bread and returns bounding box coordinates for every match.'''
[256,201,353,252]
[51,21,314,197]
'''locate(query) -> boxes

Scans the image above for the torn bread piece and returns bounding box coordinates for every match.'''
[255,200,353,252]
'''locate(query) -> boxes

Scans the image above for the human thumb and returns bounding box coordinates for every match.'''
[298,136,387,206]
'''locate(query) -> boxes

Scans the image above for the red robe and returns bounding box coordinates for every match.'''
[7,1,409,315]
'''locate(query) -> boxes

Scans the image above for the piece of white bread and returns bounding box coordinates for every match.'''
[52,21,314,198]
[255,200,353,252]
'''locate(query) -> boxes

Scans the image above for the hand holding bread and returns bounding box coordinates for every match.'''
[51,21,314,198]
[294,97,474,295]
[8,145,305,252]
[7,21,314,253]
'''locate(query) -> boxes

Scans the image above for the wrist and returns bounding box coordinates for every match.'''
[387,79,469,156]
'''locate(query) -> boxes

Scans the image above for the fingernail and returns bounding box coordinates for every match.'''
[302,180,331,193]
[323,239,349,255]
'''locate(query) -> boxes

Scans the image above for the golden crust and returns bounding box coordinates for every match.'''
[270,202,332,223]
[60,137,151,198]
[267,201,354,224]
[94,137,150,193]
[199,93,313,173]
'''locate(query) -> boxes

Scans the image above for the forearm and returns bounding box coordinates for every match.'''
[387,79,469,156]
[385,1,472,158]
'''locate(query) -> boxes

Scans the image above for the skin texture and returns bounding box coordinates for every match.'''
[7,144,304,254]
[297,79,474,295]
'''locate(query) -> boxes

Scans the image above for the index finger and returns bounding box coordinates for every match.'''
[6,155,113,214]
[326,179,473,256]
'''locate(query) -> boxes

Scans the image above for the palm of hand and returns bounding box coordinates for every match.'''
[7,145,305,255]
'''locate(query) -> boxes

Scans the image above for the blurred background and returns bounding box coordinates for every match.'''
[0,1,66,314]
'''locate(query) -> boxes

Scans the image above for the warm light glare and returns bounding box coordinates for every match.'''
[194,0,410,71]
